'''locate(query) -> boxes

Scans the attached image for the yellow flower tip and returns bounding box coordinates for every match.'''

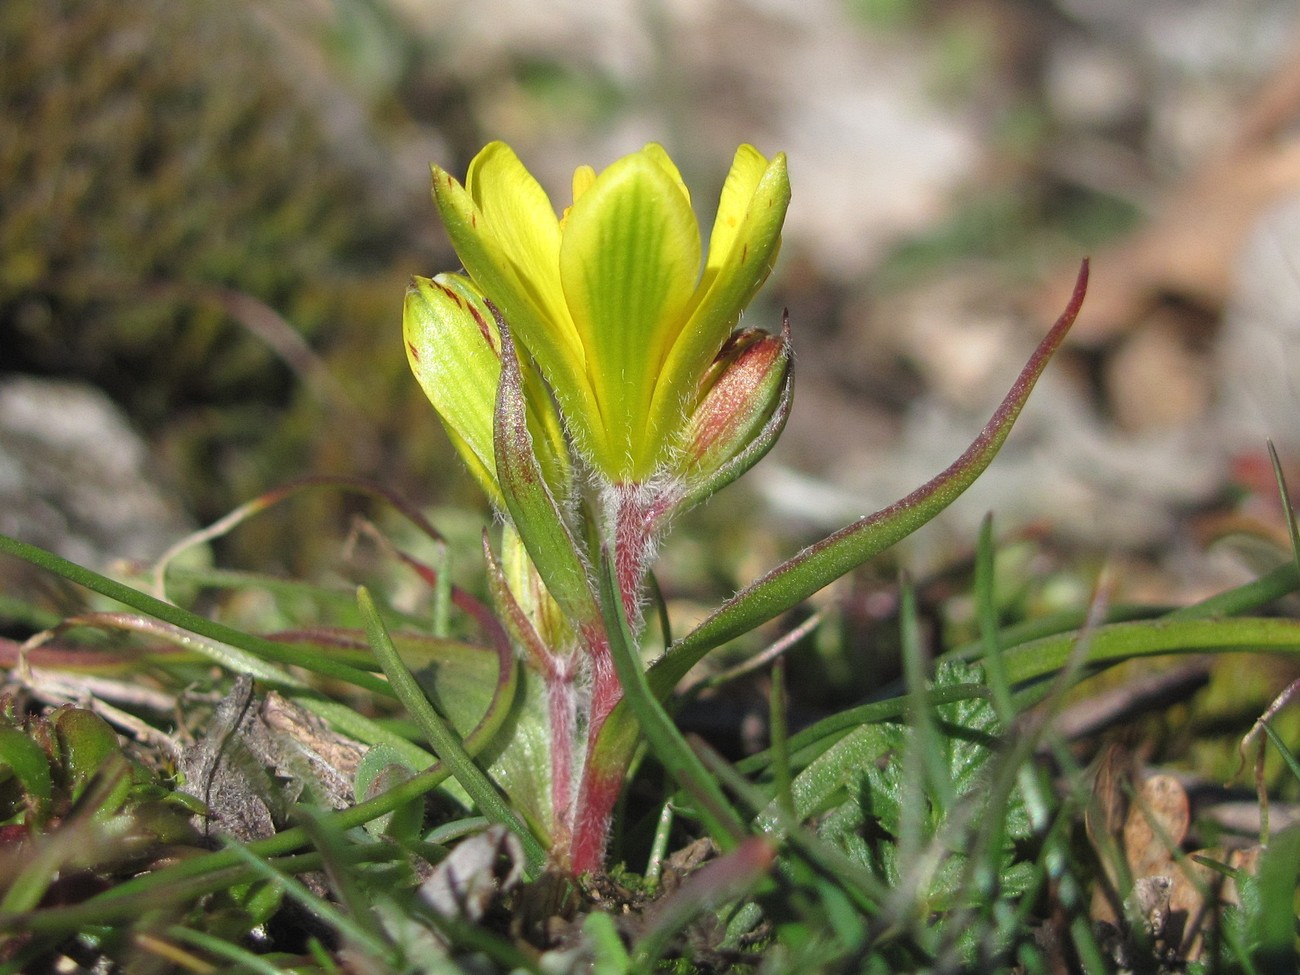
[571,165,597,205]
[639,143,691,206]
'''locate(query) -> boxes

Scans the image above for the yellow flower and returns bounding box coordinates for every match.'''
[430,141,790,483]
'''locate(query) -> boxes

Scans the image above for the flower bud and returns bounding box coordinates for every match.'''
[679,324,792,497]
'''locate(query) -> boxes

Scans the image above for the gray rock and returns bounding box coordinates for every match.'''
[0,375,194,569]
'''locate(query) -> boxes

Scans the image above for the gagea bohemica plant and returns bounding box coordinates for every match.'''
[401,141,1087,874]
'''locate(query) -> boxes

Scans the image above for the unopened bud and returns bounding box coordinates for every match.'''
[681,326,791,487]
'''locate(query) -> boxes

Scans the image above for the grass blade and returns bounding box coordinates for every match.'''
[357,586,547,874]
[0,533,390,695]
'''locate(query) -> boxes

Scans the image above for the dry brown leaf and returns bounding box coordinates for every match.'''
[1088,759,1262,966]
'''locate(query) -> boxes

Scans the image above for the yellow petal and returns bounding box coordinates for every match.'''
[559,152,703,479]
[571,164,597,206]
[647,151,790,447]
[432,150,599,459]
[463,143,574,355]
[705,145,771,281]
[639,143,692,208]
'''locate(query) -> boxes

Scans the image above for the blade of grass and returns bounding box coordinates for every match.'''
[357,586,547,875]
[1260,719,1300,783]
[769,657,794,820]
[164,926,291,975]
[149,475,448,600]
[899,573,954,816]
[0,533,390,695]
[596,550,748,852]
[1001,616,1300,685]
[975,514,1015,725]
[1267,439,1300,576]
[219,835,395,962]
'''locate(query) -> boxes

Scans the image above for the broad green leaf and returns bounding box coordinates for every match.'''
[0,726,52,810]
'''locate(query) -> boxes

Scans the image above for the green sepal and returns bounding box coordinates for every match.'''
[493,319,601,632]
[404,274,572,507]
[404,274,507,506]
[680,318,793,509]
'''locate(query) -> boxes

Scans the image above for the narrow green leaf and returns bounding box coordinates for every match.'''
[0,534,390,696]
[899,575,955,817]
[975,514,1016,724]
[493,319,600,630]
[1267,439,1300,581]
[166,925,301,975]
[1001,616,1300,687]
[596,550,748,851]
[218,835,395,963]
[769,658,794,820]
[357,587,547,874]
[1260,719,1300,784]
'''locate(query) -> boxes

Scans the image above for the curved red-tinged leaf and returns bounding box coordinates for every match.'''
[650,260,1090,694]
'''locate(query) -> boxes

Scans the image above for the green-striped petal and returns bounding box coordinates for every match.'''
[559,152,702,479]
[404,274,505,506]
[405,273,572,506]
[464,143,570,345]
[647,151,789,447]
[431,156,597,445]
